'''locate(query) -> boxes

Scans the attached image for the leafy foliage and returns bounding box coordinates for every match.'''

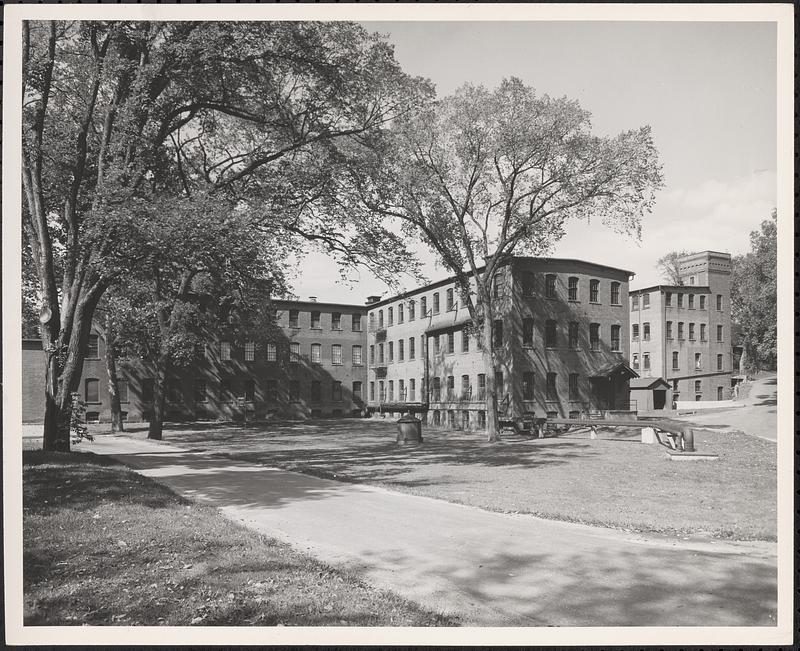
[655,250,694,284]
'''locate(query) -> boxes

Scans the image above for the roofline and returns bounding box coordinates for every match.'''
[273,299,367,311]
[679,250,732,259]
[630,284,711,294]
[368,256,635,309]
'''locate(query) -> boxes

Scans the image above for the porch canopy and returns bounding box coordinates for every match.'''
[589,361,639,381]
[629,377,671,391]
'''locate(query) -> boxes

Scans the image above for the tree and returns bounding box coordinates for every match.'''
[22,20,428,451]
[349,78,663,441]
[730,210,777,371]
[655,250,694,284]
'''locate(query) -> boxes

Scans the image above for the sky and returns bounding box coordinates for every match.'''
[289,20,777,303]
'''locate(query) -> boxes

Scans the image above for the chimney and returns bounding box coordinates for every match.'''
[308,296,317,302]
[365,295,382,305]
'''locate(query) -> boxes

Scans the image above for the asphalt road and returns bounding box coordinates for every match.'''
[82,434,777,627]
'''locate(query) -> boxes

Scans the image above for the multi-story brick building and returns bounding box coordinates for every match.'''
[365,257,636,429]
[629,251,733,408]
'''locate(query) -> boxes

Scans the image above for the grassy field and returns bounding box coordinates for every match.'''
[23,450,456,626]
[94,418,777,542]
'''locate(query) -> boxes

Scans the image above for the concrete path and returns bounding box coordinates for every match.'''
[83,434,777,627]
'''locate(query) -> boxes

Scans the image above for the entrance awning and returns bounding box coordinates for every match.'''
[590,361,639,380]
[629,376,671,390]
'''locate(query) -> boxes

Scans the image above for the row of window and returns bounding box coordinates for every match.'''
[632,292,724,311]
[632,322,724,342]
[429,409,486,429]
[370,371,580,403]
[286,310,362,332]
[540,276,621,304]
[219,341,363,366]
[631,352,726,372]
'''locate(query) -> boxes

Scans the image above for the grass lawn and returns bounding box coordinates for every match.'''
[23,449,456,626]
[103,417,777,542]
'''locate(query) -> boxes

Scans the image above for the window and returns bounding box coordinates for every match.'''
[117,379,129,403]
[420,297,427,316]
[672,379,679,391]
[332,381,343,402]
[642,293,650,308]
[688,295,695,309]
[311,343,321,363]
[289,380,300,402]
[387,307,393,326]
[409,379,416,402]
[717,386,724,400]
[666,321,673,339]
[266,343,277,362]
[568,321,579,349]
[432,377,441,402]
[569,373,579,401]
[369,313,375,332]
[85,378,99,403]
[409,301,415,321]
[677,294,684,308]
[589,323,600,351]
[717,354,723,371]
[611,282,620,305]
[699,295,706,310]
[493,320,503,347]
[462,411,470,430]
[522,318,534,347]
[643,353,650,371]
[446,288,454,310]
[522,273,535,297]
[433,292,440,314]
[244,379,255,402]
[523,372,535,400]
[387,381,394,401]
[632,323,639,340]
[546,373,557,400]
[409,337,415,360]
[87,335,99,358]
[695,353,702,370]
[311,311,321,329]
[398,379,405,401]
[643,323,650,341]
[688,323,695,341]
[352,345,363,366]
[141,379,154,402]
[477,410,487,429]
[352,313,362,331]
[545,274,557,298]
[632,354,639,370]
[568,277,579,301]
[192,379,205,403]
[353,381,363,402]
[433,335,440,354]
[611,325,621,352]
[85,411,100,424]
[666,292,673,307]
[332,312,342,330]
[388,341,394,362]
[689,275,696,285]
[432,410,440,426]
[244,341,255,361]
[447,332,455,354]
[462,329,470,352]
[378,310,384,328]
[716,294,723,311]
[494,371,504,397]
[545,320,557,348]
[311,381,322,403]
[369,382,375,402]
[265,380,278,402]
[378,381,385,402]
[672,351,679,370]
[369,345,375,365]
[220,341,231,360]
[461,375,471,400]
[398,339,405,361]
[378,343,385,363]
[477,374,486,400]
[631,295,639,310]
[677,322,684,340]
[332,344,342,365]
[589,279,599,303]
[398,304,404,324]
[446,375,455,400]
[700,323,707,341]
[717,325,724,342]
[694,380,702,393]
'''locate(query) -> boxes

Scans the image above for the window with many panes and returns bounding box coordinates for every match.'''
[289,309,299,327]
[700,295,706,310]
[398,339,404,361]
[378,310,384,328]
[523,372,535,400]
[245,341,255,361]
[388,380,394,401]
[631,295,639,310]
[568,277,579,301]
[462,329,469,352]
[388,341,394,362]
[643,323,650,341]
[589,279,599,303]
[632,353,639,370]
[569,321,579,348]
[447,332,455,354]
[398,304,404,323]
[311,343,321,363]
[332,312,342,330]
[420,297,427,316]
[716,294,722,310]
[569,373,579,401]
[433,293,440,314]
[87,335,99,358]
[545,320,557,348]
[666,321,673,339]
[378,380,385,402]
[409,301,415,321]
[221,341,231,360]
[352,313,362,331]
[642,293,650,308]
[266,343,277,362]
[717,354,723,371]
[369,345,375,365]
[369,382,375,401]
[700,323,707,341]
[677,322,684,339]
[388,307,393,326]
[461,375,470,400]
[688,295,694,309]
[378,343,384,363]
[611,282,620,305]
[688,323,695,341]
[717,325,723,342]
[477,374,486,400]
[446,375,455,400]
[677,294,684,308]
[332,344,342,365]
[546,373,557,400]
[643,353,650,371]
[409,379,416,401]
[409,337,415,359]
[694,379,702,393]
[611,325,621,352]
[311,311,321,329]
[522,318,534,347]
[665,292,672,307]
[632,323,639,340]
[398,379,405,401]
[672,351,679,370]
[446,288,454,310]
[545,274,557,298]
[590,323,600,350]
[352,345,363,366]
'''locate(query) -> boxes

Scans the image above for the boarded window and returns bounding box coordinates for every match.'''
[85,378,99,403]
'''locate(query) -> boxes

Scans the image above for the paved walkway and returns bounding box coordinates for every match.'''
[83,434,777,627]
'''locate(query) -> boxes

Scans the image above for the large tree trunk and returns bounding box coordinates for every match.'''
[482,316,501,442]
[104,315,124,432]
[147,354,168,440]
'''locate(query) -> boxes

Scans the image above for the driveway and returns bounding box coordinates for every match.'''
[81,434,777,627]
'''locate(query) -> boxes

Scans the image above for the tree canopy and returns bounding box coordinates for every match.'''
[655,250,694,284]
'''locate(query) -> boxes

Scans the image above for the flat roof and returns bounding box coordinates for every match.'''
[630,284,711,294]
[273,299,366,311]
[368,256,635,309]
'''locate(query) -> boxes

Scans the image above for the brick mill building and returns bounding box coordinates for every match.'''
[21,252,734,429]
